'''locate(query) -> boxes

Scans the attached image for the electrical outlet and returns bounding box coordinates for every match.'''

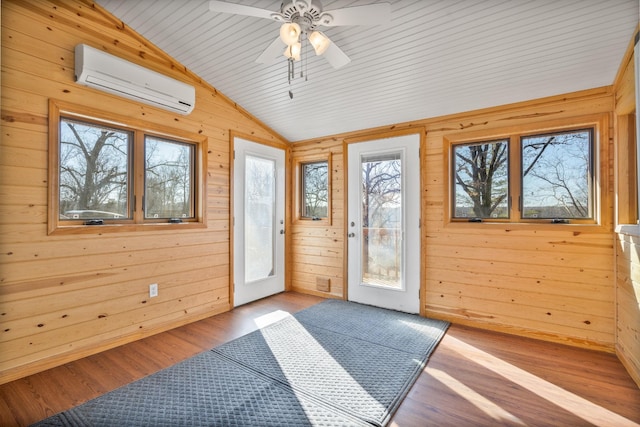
[149,283,158,298]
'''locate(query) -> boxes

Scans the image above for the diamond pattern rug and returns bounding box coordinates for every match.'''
[32,299,449,427]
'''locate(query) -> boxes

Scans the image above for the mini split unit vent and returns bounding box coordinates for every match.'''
[74,44,195,115]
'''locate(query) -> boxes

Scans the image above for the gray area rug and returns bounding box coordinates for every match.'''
[33,299,449,427]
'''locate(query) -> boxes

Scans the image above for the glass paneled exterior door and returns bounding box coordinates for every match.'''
[347,134,421,313]
[233,138,285,306]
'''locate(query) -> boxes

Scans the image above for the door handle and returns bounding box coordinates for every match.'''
[348,233,355,238]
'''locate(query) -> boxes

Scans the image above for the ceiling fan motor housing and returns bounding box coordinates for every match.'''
[277,1,330,31]
[209,0,383,69]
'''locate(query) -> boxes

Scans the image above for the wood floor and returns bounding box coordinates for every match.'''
[1,292,639,426]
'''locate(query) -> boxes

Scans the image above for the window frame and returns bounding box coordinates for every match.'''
[57,116,135,222]
[48,99,207,235]
[451,138,510,221]
[519,127,595,221]
[293,154,332,225]
[635,32,640,225]
[143,135,197,221]
[615,113,638,227]
[445,114,608,228]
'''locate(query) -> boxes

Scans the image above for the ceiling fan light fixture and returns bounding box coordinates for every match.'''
[309,31,330,55]
[279,22,301,45]
[283,42,302,61]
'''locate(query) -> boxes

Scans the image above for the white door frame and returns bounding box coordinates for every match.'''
[346,133,421,313]
[232,136,285,307]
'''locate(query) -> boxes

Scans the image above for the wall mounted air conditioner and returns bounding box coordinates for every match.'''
[74,44,195,115]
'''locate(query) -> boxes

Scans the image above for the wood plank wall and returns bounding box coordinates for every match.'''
[291,88,617,352]
[2,0,636,387]
[616,231,640,387]
[613,30,640,387]
[289,144,345,299]
[0,0,287,384]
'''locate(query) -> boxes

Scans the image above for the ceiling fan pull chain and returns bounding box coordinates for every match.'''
[288,58,294,99]
[288,58,294,83]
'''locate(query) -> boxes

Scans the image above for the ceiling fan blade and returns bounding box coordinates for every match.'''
[320,3,391,26]
[323,42,351,69]
[256,36,286,64]
[209,1,276,20]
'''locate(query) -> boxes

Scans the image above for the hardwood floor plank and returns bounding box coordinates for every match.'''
[0,292,638,426]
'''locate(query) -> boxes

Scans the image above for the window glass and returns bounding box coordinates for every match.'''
[521,129,592,219]
[51,100,204,233]
[301,161,328,218]
[144,136,195,219]
[59,118,131,220]
[453,140,509,219]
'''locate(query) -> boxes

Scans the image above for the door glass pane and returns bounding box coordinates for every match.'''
[245,155,276,282]
[361,152,402,289]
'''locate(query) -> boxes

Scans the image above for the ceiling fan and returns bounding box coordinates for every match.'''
[208,1,391,69]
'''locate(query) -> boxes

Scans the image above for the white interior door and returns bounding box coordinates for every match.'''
[233,137,285,307]
[347,134,421,313]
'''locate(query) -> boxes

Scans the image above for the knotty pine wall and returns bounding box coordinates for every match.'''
[613,31,640,387]
[289,146,345,299]
[617,230,640,387]
[291,87,617,352]
[0,0,287,384]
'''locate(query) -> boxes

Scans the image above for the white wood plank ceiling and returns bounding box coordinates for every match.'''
[95,0,639,142]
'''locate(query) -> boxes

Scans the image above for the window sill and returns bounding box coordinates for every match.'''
[48,221,206,235]
[293,218,331,226]
[616,224,640,237]
[445,220,611,233]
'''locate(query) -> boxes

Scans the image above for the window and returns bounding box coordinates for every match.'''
[144,136,195,219]
[49,100,206,234]
[521,129,593,219]
[59,118,132,220]
[295,156,331,223]
[301,161,328,218]
[453,139,509,219]
[450,122,599,224]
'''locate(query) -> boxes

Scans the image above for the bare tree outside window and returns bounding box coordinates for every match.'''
[144,137,194,219]
[51,102,204,232]
[453,140,509,218]
[59,118,130,220]
[361,153,402,288]
[452,128,594,222]
[301,161,328,218]
[521,129,592,219]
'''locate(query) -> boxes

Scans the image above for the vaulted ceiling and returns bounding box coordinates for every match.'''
[96,0,639,142]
